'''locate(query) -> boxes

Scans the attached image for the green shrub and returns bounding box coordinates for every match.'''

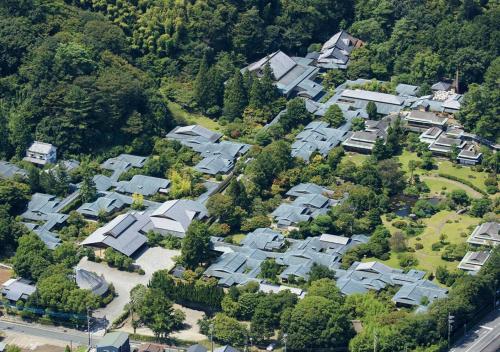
[415,243,424,250]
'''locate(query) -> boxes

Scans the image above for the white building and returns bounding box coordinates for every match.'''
[23,141,57,166]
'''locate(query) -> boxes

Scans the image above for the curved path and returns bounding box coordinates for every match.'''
[421,175,483,198]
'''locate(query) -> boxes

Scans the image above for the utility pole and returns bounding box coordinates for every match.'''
[448,313,455,349]
[283,333,288,352]
[494,279,498,309]
[209,322,214,352]
[87,307,92,347]
[373,331,378,352]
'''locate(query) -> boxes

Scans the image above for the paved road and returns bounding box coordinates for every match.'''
[0,319,186,351]
[450,308,500,352]
[0,319,95,346]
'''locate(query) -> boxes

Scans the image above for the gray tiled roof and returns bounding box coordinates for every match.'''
[0,161,26,179]
[147,199,208,237]
[468,222,500,246]
[75,268,109,296]
[81,213,148,256]
[166,125,222,149]
[115,175,170,196]
[77,192,129,217]
[241,228,285,251]
[97,332,129,349]
[1,278,36,302]
[396,84,419,97]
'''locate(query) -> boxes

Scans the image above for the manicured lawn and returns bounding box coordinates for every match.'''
[345,152,369,166]
[168,101,221,131]
[396,150,492,193]
[370,211,481,276]
[420,176,482,198]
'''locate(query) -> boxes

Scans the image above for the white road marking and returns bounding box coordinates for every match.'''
[479,325,493,331]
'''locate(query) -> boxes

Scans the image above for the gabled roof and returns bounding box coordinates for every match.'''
[92,174,114,192]
[241,228,285,251]
[286,183,330,197]
[81,213,148,256]
[432,81,451,91]
[246,50,297,80]
[77,192,129,217]
[33,228,61,250]
[27,141,56,154]
[115,175,170,196]
[194,155,233,175]
[166,125,222,148]
[187,344,208,352]
[149,199,208,236]
[1,278,36,302]
[0,161,26,179]
[406,110,448,125]
[341,89,404,106]
[396,84,419,97]
[97,332,129,348]
[468,222,500,246]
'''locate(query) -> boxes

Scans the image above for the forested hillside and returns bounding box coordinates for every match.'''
[0,0,498,160]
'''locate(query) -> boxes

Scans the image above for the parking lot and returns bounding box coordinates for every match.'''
[77,247,179,325]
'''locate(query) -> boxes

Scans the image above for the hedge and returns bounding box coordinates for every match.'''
[438,173,488,196]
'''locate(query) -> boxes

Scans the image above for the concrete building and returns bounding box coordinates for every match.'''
[23,141,57,166]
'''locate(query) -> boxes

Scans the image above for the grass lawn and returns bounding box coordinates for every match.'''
[420,176,482,198]
[345,152,369,166]
[396,150,492,193]
[367,211,481,276]
[168,101,221,131]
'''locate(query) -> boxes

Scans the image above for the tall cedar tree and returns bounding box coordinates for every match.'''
[223,70,247,121]
[249,63,279,108]
[366,101,378,120]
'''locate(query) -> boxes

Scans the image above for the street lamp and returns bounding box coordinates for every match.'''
[283,333,288,352]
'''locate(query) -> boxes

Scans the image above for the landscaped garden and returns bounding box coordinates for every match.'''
[363,211,481,276]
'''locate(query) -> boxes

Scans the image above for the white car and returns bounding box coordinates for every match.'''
[266,343,276,351]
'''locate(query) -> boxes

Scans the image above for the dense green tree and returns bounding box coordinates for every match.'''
[285,295,354,349]
[232,7,264,58]
[181,221,211,269]
[279,98,311,132]
[223,70,247,121]
[323,104,345,127]
[138,288,181,339]
[366,101,378,120]
[12,233,53,281]
[0,179,30,215]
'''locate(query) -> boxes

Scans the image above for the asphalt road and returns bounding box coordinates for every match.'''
[450,308,500,352]
[0,319,95,346]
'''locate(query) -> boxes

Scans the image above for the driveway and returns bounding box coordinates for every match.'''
[77,247,179,325]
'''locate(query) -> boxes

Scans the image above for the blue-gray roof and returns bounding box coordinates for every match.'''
[77,192,130,218]
[166,125,222,149]
[97,332,129,349]
[194,155,233,175]
[101,154,147,181]
[396,84,419,97]
[241,228,285,251]
[0,161,26,178]
[75,268,109,296]
[115,175,170,196]
[1,278,36,302]
[291,121,349,161]
[81,213,148,256]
